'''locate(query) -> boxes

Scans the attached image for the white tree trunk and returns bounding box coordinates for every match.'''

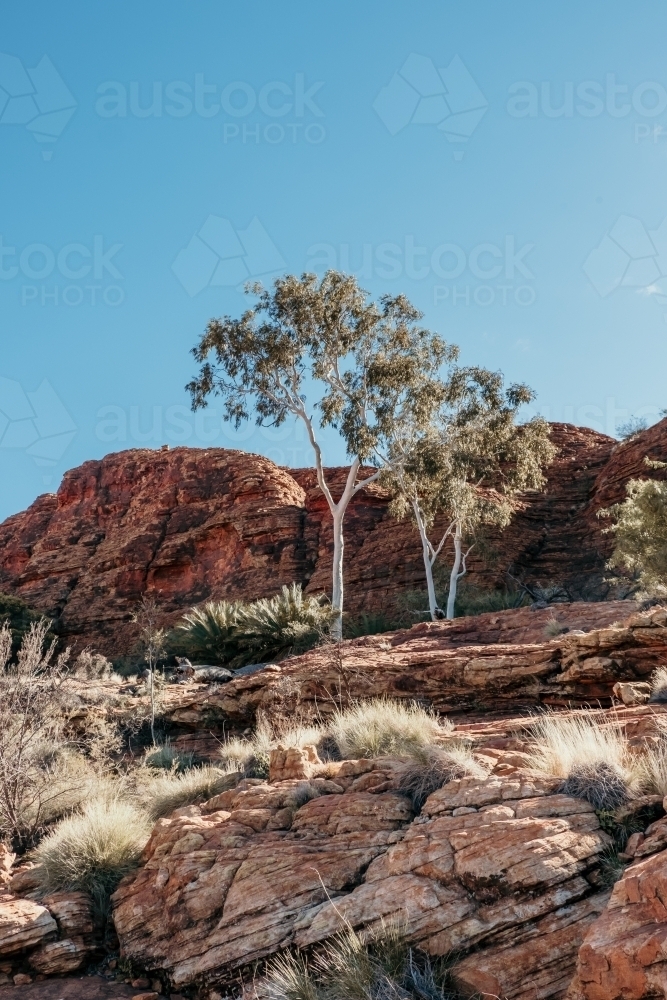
[412,501,439,620]
[331,509,345,640]
[446,522,463,620]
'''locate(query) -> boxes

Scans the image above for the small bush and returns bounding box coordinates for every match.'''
[636,737,667,795]
[139,765,238,819]
[596,846,628,889]
[218,717,323,779]
[398,745,489,810]
[144,740,195,773]
[261,924,472,1000]
[526,713,635,809]
[344,613,395,639]
[232,585,338,666]
[544,616,567,638]
[33,797,150,912]
[560,761,629,810]
[70,648,114,680]
[455,583,529,617]
[0,593,57,659]
[650,667,667,703]
[329,699,453,760]
[173,600,243,665]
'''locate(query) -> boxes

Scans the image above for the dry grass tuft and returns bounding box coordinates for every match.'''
[650,667,667,703]
[218,716,323,778]
[33,797,150,910]
[398,745,489,811]
[525,712,636,809]
[329,699,453,760]
[139,764,239,819]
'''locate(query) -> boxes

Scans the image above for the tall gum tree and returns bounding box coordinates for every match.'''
[375,368,556,620]
[186,271,449,638]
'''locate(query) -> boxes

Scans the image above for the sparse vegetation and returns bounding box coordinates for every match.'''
[329,699,453,760]
[596,846,628,889]
[526,713,636,809]
[175,585,337,668]
[34,797,151,913]
[544,616,567,638]
[139,764,239,819]
[599,459,667,596]
[397,745,488,810]
[0,592,57,659]
[650,666,667,703]
[261,924,474,1000]
[144,740,196,773]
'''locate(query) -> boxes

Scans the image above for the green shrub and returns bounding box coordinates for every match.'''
[144,740,196,773]
[329,699,453,760]
[172,600,243,664]
[454,583,529,617]
[33,797,151,913]
[344,612,395,639]
[232,585,338,666]
[173,585,337,668]
[0,593,57,659]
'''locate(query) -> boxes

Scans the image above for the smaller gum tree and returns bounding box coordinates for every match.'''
[599,458,667,596]
[377,367,556,619]
[186,271,450,639]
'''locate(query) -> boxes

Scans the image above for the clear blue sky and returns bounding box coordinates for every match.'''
[2,1,667,522]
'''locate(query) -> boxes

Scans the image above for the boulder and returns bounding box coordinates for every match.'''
[113,763,610,998]
[0,896,57,956]
[568,847,667,999]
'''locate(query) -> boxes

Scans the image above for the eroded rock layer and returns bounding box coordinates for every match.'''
[2,420,667,653]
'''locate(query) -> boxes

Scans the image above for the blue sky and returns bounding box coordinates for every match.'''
[2,1,667,522]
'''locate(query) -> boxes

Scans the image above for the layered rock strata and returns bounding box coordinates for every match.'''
[2,420,667,654]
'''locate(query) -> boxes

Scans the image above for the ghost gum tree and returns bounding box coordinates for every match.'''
[186,271,449,639]
[377,367,556,620]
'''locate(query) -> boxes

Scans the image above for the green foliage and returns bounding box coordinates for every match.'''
[454,583,529,617]
[234,584,338,665]
[172,600,242,664]
[0,592,56,659]
[174,585,336,668]
[599,460,667,595]
[596,846,628,890]
[343,611,395,638]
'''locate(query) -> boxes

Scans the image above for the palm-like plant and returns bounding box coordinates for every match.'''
[175,600,243,664]
[233,584,337,666]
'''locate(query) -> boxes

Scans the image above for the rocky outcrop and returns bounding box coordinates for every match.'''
[111,750,611,999]
[568,841,667,1000]
[163,604,667,739]
[2,421,667,655]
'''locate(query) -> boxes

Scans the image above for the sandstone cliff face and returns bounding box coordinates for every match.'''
[1,421,667,654]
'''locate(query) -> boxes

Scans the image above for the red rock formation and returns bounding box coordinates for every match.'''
[1,420,667,655]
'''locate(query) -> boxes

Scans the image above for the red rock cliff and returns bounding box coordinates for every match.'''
[1,421,667,654]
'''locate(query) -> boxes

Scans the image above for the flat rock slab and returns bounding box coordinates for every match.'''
[0,977,138,1000]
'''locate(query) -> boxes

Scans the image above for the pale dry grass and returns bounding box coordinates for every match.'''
[34,796,151,908]
[329,699,453,760]
[218,716,323,777]
[525,712,637,808]
[650,666,667,703]
[138,764,239,819]
[397,744,489,810]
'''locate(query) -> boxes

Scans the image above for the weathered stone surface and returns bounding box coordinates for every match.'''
[163,607,667,738]
[112,761,610,998]
[0,896,57,956]
[28,937,90,975]
[568,847,667,999]
[2,420,667,655]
